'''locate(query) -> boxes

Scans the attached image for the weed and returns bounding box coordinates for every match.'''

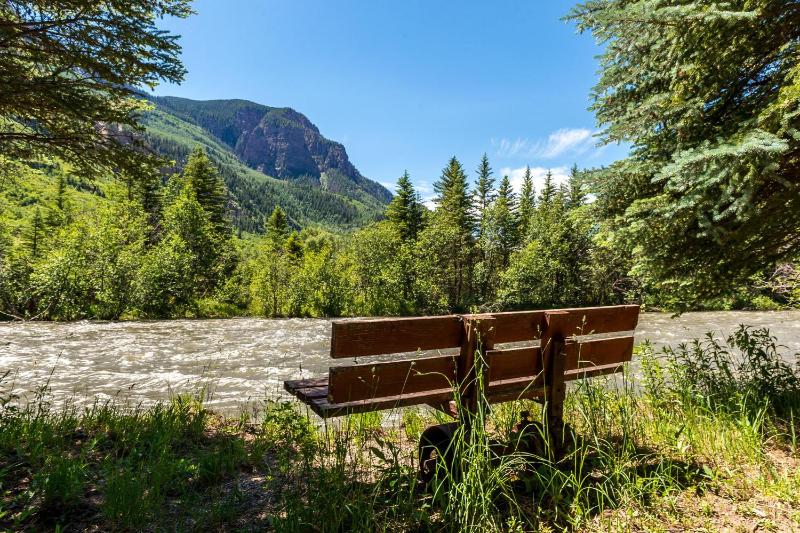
[32,454,86,513]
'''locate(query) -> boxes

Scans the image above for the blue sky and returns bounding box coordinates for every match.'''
[153,0,627,202]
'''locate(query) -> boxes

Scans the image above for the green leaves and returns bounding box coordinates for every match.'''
[0,1,192,178]
[570,0,800,305]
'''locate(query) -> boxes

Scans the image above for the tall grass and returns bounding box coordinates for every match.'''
[1,325,798,531]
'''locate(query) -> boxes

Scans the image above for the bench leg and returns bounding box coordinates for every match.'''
[544,334,574,460]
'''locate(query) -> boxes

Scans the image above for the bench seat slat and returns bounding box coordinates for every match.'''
[284,378,330,404]
[309,388,456,418]
[284,377,328,390]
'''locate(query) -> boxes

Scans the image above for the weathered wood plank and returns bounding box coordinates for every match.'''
[330,315,462,358]
[284,377,327,391]
[486,346,542,382]
[564,335,634,370]
[555,304,640,336]
[490,305,639,342]
[489,310,546,343]
[328,355,458,403]
[284,377,330,403]
[458,315,496,415]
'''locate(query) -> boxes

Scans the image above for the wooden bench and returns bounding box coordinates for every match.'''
[284,305,640,422]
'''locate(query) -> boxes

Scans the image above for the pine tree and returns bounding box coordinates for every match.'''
[284,232,304,259]
[26,207,44,258]
[386,171,423,241]
[421,156,478,310]
[473,153,496,218]
[497,175,516,213]
[135,172,163,228]
[434,156,475,238]
[494,175,519,266]
[160,185,233,295]
[182,147,229,236]
[472,155,497,301]
[265,206,290,246]
[538,170,556,207]
[570,0,800,304]
[47,174,71,228]
[518,165,535,241]
[566,164,586,209]
[55,174,67,211]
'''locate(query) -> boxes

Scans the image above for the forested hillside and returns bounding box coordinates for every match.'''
[141,96,390,232]
[150,96,390,203]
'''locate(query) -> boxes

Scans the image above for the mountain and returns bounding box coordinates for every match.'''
[140,96,391,232]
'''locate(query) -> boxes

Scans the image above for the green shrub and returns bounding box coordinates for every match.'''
[665,325,800,418]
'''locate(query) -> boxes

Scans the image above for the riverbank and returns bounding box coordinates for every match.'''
[2,310,800,413]
[1,327,799,531]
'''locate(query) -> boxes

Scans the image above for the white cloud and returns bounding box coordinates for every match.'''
[499,166,570,195]
[415,181,433,194]
[540,129,594,158]
[491,128,596,160]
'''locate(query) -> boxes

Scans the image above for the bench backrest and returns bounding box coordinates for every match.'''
[327,305,639,410]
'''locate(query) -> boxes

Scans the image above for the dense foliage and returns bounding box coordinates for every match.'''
[1,149,796,320]
[569,0,800,306]
[0,0,192,178]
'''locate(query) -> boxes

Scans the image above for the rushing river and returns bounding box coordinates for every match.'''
[1,311,799,413]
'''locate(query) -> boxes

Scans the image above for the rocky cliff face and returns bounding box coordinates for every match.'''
[150,97,391,203]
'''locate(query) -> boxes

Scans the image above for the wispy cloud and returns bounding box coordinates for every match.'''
[500,166,570,195]
[422,196,437,210]
[415,181,433,194]
[492,128,596,159]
